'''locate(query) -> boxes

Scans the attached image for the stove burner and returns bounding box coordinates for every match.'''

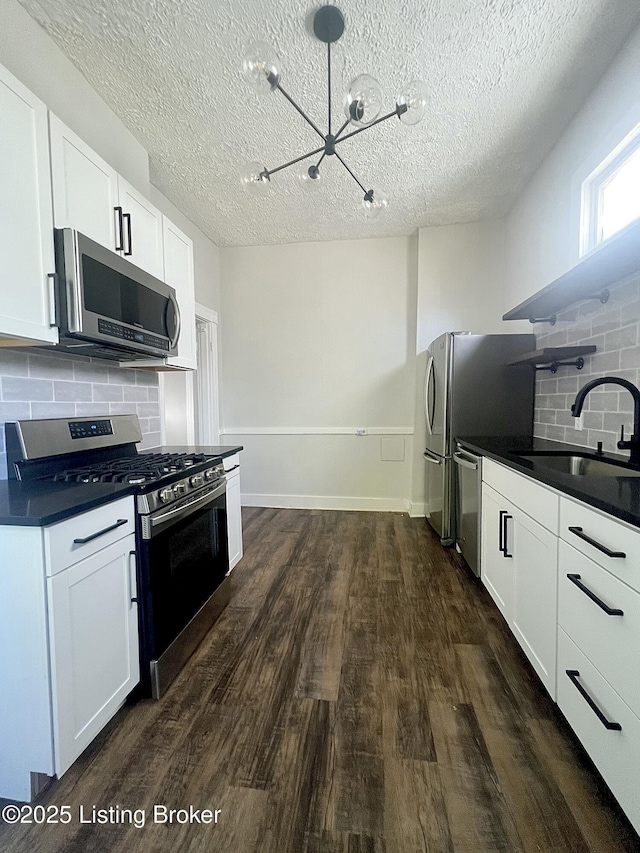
[50,452,217,488]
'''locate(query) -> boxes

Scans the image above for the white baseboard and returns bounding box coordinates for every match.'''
[241,493,411,513]
[409,501,426,518]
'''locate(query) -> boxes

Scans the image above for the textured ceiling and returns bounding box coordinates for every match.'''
[18,0,640,246]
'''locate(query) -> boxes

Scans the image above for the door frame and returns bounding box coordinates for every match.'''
[193,303,220,445]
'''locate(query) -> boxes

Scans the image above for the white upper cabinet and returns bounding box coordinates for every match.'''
[49,115,164,280]
[162,217,196,368]
[117,176,164,280]
[49,113,119,251]
[0,64,57,344]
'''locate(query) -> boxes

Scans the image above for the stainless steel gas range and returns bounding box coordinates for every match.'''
[5,414,229,699]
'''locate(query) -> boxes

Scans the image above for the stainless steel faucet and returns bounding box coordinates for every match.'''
[571,376,640,465]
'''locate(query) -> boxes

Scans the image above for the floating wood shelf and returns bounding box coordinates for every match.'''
[507,345,596,374]
[503,218,640,323]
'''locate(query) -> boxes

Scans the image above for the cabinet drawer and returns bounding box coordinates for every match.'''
[560,497,640,592]
[482,458,558,533]
[44,496,135,576]
[223,453,240,473]
[559,541,640,716]
[557,628,640,834]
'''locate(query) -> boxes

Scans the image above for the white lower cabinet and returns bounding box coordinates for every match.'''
[481,476,557,697]
[224,454,243,571]
[481,459,640,833]
[0,497,139,800]
[47,536,139,776]
[557,628,640,832]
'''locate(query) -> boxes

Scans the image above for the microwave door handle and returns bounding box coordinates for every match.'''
[164,296,182,349]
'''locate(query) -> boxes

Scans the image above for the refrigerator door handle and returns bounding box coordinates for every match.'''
[423,448,446,465]
[453,450,478,470]
[424,355,435,435]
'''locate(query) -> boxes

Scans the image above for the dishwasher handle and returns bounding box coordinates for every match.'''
[453,450,479,470]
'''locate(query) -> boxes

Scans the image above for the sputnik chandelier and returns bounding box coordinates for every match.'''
[240,5,428,217]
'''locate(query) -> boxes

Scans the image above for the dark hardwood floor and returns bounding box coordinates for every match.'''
[1,508,639,852]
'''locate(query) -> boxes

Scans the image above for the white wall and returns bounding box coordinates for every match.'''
[505,23,640,309]
[220,237,416,511]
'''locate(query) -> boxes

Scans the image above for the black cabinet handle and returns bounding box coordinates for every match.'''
[566,670,622,731]
[568,526,626,558]
[73,518,128,544]
[499,510,507,553]
[114,206,124,251]
[502,513,513,558]
[123,212,133,256]
[566,574,624,616]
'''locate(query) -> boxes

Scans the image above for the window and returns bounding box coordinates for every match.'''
[581,125,640,254]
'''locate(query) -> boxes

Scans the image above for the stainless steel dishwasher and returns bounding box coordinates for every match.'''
[453,444,482,576]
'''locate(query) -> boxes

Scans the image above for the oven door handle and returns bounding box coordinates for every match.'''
[144,480,226,537]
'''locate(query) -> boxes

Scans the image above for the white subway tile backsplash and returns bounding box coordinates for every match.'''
[0,351,28,377]
[2,377,53,401]
[31,402,78,419]
[534,269,640,450]
[0,350,161,480]
[28,353,75,380]
[92,383,124,402]
[0,402,31,421]
[123,385,149,402]
[53,380,92,402]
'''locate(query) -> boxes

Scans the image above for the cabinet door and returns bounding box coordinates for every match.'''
[481,484,512,619]
[47,535,139,777]
[117,176,164,279]
[49,113,120,252]
[0,65,57,343]
[511,507,558,697]
[226,471,243,571]
[163,217,196,369]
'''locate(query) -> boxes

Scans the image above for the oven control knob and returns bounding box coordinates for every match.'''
[174,482,188,497]
[204,468,217,481]
[159,487,174,503]
[190,473,204,488]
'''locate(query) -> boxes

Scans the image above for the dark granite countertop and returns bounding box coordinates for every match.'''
[457,435,640,529]
[0,479,137,527]
[143,445,243,459]
[0,445,243,526]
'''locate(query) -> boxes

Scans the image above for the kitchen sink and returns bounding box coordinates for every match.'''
[516,452,640,477]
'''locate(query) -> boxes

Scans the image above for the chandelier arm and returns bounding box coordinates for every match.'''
[265,144,325,177]
[315,151,327,168]
[327,42,332,135]
[334,118,351,140]
[334,106,404,146]
[334,151,368,195]
[275,84,326,141]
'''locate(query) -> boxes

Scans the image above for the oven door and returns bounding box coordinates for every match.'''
[138,480,229,697]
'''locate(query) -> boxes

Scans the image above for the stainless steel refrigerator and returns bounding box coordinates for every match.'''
[424,332,535,547]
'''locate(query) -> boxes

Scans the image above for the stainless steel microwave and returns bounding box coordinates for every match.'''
[52,228,180,361]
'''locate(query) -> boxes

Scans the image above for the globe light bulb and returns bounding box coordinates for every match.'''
[240,161,271,195]
[343,74,383,127]
[362,189,389,219]
[298,163,322,191]
[242,42,281,94]
[397,80,428,126]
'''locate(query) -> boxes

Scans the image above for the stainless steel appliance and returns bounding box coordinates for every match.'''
[52,229,180,361]
[424,332,535,553]
[5,415,228,699]
[453,445,481,576]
